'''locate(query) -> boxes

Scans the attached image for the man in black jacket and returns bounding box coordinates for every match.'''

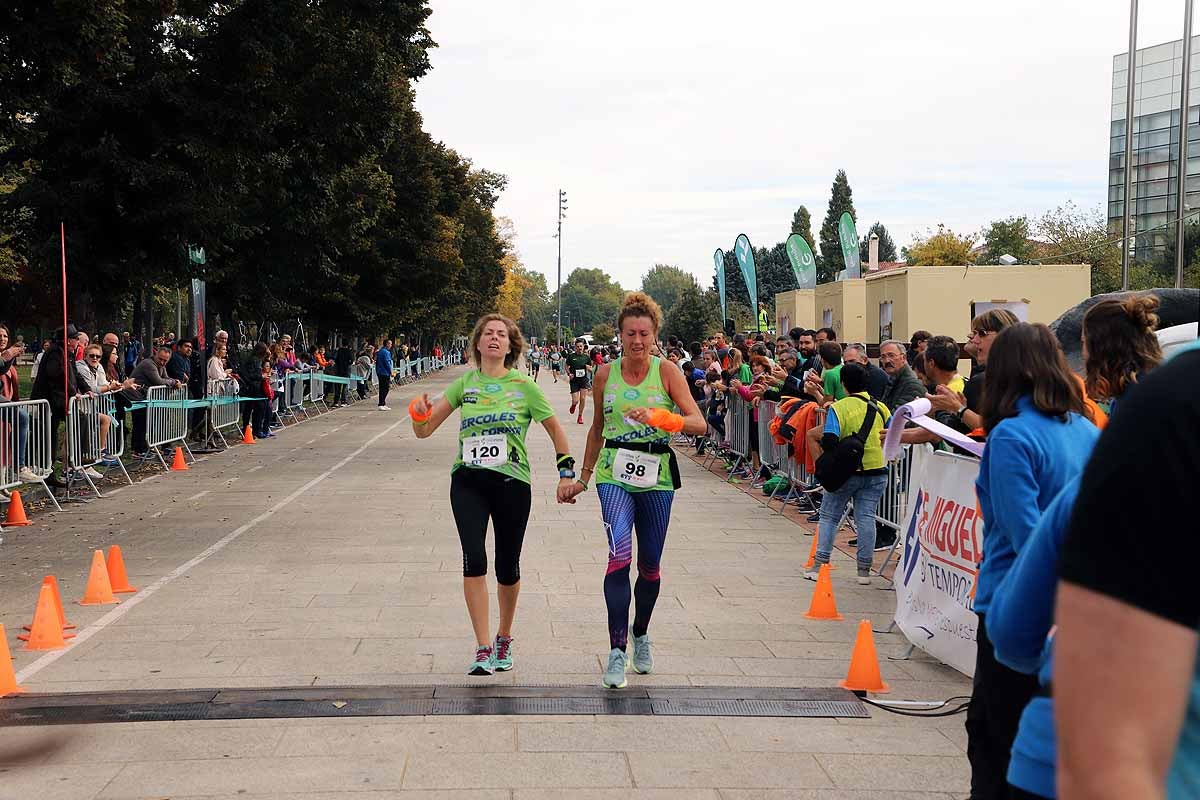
[333,343,353,406]
[30,325,82,485]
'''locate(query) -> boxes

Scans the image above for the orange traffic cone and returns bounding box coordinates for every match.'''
[170,446,188,471]
[839,619,890,694]
[78,550,119,606]
[803,564,843,620]
[23,576,75,637]
[0,624,26,696]
[242,425,255,445]
[18,584,69,650]
[804,536,817,569]
[106,545,137,593]
[3,489,31,527]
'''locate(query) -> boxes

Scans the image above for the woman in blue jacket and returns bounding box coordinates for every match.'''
[967,323,1099,800]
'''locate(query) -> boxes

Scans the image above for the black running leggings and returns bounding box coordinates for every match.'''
[449,467,532,585]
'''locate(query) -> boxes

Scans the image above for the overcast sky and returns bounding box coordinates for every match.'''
[414,1,1192,291]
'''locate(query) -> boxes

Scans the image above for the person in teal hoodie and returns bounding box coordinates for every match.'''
[967,323,1100,800]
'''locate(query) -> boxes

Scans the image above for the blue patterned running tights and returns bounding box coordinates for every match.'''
[597,483,674,650]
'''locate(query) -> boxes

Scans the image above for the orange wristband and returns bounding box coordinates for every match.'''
[408,398,433,423]
[646,408,684,433]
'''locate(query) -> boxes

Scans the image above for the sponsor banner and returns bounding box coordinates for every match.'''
[894,447,981,677]
[838,212,861,279]
[714,248,727,324]
[785,233,817,289]
[190,278,207,350]
[733,233,758,311]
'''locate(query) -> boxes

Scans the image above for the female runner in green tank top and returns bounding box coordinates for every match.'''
[562,292,707,688]
[411,314,579,676]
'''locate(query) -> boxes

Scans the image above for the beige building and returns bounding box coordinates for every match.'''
[775,264,1091,344]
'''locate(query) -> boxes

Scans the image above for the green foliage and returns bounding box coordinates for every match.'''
[711,245,795,315]
[858,221,898,264]
[790,205,816,250]
[560,267,625,331]
[591,322,615,343]
[640,264,695,319]
[0,0,503,341]
[818,170,856,283]
[664,284,719,346]
[979,216,1036,265]
[902,225,977,266]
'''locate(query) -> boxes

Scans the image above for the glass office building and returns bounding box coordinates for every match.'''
[1110,36,1200,262]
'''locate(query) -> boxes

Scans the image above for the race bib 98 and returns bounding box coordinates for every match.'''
[462,433,507,468]
[612,448,660,489]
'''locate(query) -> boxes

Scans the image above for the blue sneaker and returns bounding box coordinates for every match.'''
[631,634,652,674]
[492,635,514,672]
[469,645,494,676]
[602,648,628,689]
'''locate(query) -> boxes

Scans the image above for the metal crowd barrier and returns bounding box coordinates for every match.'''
[0,399,61,517]
[724,394,751,479]
[146,384,193,470]
[875,443,918,582]
[207,378,242,447]
[284,372,309,420]
[66,391,133,498]
[309,368,329,412]
[767,406,825,513]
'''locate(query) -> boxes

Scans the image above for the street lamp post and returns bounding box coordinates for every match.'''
[1121,0,1138,290]
[556,189,568,348]
[1176,0,1195,289]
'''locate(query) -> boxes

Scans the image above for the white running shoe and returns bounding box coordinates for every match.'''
[378,405,391,411]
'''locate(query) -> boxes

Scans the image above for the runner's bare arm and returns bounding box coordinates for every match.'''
[410,393,454,438]
[579,363,610,486]
[659,359,707,435]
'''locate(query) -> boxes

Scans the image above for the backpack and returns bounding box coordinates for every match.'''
[814,397,880,492]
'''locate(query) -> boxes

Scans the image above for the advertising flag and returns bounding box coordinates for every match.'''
[838,212,861,279]
[713,248,727,325]
[733,233,758,312]
[785,233,817,289]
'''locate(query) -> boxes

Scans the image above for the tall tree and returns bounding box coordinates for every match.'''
[790,205,816,250]
[817,170,856,283]
[902,225,977,266]
[562,267,624,329]
[858,222,898,264]
[664,284,719,346]
[641,264,695,319]
[979,216,1036,265]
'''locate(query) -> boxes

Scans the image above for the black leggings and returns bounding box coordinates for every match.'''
[449,467,531,585]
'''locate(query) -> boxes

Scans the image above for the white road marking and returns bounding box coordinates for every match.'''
[187,490,210,502]
[16,414,412,683]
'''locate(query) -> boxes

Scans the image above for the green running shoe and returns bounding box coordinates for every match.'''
[632,634,653,674]
[602,648,628,689]
[492,635,514,672]
[468,645,494,676]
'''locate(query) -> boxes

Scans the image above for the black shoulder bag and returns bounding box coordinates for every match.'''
[814,397,878,492]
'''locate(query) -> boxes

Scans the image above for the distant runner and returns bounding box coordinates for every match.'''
[565,338,592,425]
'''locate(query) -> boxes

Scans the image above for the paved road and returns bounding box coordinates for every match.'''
[0,364,971,798]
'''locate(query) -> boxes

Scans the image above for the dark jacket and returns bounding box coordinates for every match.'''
[30,344,79,415]
[765,364,808,403]
[167,351,191,383]
[334,346,353,377]
[124,357,175,402]
[880,364,926,412]
[864,363,891,402]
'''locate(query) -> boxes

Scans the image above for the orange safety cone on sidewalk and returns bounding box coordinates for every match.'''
[3,489,31,527]
[242,425,255,445]
[23,576,76,637]
[78,550,119,606]
[839,619,891,694]
[0,624,26,696]
[170,446,188,471]
[803,564,843,620]
[106,545,137,594]
[18,584,69,650]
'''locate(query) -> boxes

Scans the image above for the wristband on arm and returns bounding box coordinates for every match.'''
[408,397,433,423]
[645,408,685,433]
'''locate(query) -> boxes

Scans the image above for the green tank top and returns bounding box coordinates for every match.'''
[595,356,676,492]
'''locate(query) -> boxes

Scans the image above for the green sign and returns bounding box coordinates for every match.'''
[785,234,817,289]
[713,248,727,325]
[187,244,206,266]
[837,212,860,279]
[734,234,759,327]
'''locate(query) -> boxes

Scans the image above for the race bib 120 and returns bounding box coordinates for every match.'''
[462,433,507,468]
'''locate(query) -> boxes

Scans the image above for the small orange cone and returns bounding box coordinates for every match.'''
[106,545,137,594]
[3,489,31,527]
[839,619,891,694]
[170,446,188,471]
[242,425,255,445]
[78,550,119,606]
[803,564,843,620]
[0,624,26,696]
[804,536,817,569]
[17,584,69,650]
[23,576,75,636]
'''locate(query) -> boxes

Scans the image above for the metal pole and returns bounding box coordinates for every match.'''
[1122,0,1139,290]
[556,197,562,348]
[1177,0,1196,289]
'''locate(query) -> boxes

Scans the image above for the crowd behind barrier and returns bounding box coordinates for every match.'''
[0,344,463,536]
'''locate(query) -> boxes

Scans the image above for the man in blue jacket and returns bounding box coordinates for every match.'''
[376,339,393,410]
